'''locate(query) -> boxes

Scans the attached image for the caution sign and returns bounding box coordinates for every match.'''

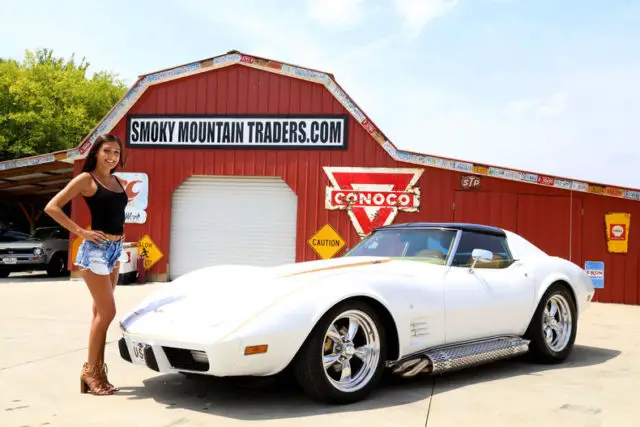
[605,212,630,253]
[308,224,346,259]
[137,235,164,270]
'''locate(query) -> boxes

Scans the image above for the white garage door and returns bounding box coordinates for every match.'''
[169,175,298,279]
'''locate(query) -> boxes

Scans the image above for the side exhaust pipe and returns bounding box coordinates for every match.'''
[391,336,530,377]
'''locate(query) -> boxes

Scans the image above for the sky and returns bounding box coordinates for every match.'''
[2,0,639,189]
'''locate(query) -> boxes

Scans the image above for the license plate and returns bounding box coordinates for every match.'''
[2,257,17,264]
[131,341,146,363]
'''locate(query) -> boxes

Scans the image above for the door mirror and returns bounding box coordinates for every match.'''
[470,248,493,268]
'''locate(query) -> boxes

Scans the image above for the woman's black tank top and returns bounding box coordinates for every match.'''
[83,173,128,235]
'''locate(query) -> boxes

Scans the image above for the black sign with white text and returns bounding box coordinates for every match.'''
[126,115,348,149]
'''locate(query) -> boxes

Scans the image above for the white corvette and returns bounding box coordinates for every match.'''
[118,222,595,404]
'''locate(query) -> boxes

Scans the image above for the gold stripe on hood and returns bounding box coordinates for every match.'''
[282,258,391,278]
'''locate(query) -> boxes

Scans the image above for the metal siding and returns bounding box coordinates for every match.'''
[71,65,415,276]
[68,64,640,304]
[580,194,640,305]
[453,191,518,231]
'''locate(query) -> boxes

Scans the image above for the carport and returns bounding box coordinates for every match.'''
[0,150,76,233]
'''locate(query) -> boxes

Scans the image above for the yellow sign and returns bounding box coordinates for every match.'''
[308,224,346,259]
[472,165,489,175]
[137,235,164,270]
[605,212,630,254]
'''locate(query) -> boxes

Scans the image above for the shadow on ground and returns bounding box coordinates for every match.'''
[0,272,66,283]
[116,344,620,421]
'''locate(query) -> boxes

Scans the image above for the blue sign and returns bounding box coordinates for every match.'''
[584,261,605,289]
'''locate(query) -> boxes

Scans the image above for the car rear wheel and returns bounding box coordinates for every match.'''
[293,300,387,404]
[525,283,577,363]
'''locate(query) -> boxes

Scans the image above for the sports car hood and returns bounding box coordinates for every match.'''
[120,256,400,339]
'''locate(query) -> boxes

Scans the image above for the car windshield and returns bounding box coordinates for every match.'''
[344,227,458,264]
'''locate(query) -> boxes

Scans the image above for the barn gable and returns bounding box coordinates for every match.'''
[1,49,639,203]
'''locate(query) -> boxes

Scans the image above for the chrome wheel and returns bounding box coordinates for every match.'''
[321,309,381,393]
[543,294,572,352]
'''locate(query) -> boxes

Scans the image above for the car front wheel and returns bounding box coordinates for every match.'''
[525,283,577,363]
[293,300,387,404]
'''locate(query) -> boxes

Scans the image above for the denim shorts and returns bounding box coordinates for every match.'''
[74,239,124,275]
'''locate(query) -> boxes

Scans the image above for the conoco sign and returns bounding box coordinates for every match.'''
[323,166,424,236]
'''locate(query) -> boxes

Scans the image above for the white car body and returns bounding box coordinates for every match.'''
[118,222,595,403]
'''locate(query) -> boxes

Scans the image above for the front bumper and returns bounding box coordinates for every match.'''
[0,255,48,272]
[118,335,213,373]
[117,329,278,377]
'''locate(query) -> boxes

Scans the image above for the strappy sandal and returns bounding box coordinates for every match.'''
[80,362,114,395]
[99,361,119,392]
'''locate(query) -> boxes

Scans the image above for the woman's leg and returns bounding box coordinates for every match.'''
[81,268,116,394]
[84,269,117,367]
[92,261,120,362]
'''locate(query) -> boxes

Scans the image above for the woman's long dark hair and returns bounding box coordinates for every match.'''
[81,133,127,174]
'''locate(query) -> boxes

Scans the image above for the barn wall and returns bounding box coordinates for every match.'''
[68,63,640,304]
[70,64,416,277]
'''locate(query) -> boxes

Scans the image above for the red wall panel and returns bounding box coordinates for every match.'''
[580,194,639,305]
[453,191,518,232]
[516,194,583,264]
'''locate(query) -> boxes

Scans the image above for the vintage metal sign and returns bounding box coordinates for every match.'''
[125,114,348,149]
[323,166,424,236]
[114,172,149,224]
[460,175,481,190]
[604,212,630,253]
[307,223,346,259]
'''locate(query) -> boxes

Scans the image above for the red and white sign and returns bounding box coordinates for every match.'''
[324,166,424,236]
[609,223,626,240]
[585,269,604,278]
[461,175,481,190]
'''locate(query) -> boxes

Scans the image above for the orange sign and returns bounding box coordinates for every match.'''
[605,212,630,253]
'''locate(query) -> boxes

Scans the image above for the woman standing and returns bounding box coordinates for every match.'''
[45,133,129,396]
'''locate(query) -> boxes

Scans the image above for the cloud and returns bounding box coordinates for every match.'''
[392,0,459,37]
[308,0,365,28]
[503,91,569,118]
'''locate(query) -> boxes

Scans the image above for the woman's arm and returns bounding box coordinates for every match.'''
[44,173,108,244]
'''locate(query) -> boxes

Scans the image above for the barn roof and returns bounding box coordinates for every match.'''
[0,49,638,202]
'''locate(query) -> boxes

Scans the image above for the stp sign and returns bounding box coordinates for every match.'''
[323,166,424,236]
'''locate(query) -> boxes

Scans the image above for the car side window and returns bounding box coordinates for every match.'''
[451,231,514,269]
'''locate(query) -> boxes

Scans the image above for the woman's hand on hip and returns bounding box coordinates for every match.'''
[80,229,109,244]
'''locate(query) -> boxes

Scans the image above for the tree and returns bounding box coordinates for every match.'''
[0,48,129,160]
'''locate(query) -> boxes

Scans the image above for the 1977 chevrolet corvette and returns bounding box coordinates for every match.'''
[118,222,595,404]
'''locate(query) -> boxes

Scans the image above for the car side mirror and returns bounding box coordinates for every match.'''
[470,248,493,269]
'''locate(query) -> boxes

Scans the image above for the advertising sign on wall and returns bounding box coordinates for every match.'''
[114,172,149,224]
[323,166,424,237]
[126,114,348,149]
[604,212,630,253]
[584,261,605,289]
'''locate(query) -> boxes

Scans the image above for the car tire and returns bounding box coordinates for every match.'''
[46,253,68,277]
[524,283,577,364]
[292,299,387,404]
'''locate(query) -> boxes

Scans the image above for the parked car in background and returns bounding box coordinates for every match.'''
[0,226,70,278]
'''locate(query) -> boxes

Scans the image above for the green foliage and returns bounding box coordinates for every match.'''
[0,48,129,161]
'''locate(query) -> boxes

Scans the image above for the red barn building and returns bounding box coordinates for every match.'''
[1,50,638,305]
